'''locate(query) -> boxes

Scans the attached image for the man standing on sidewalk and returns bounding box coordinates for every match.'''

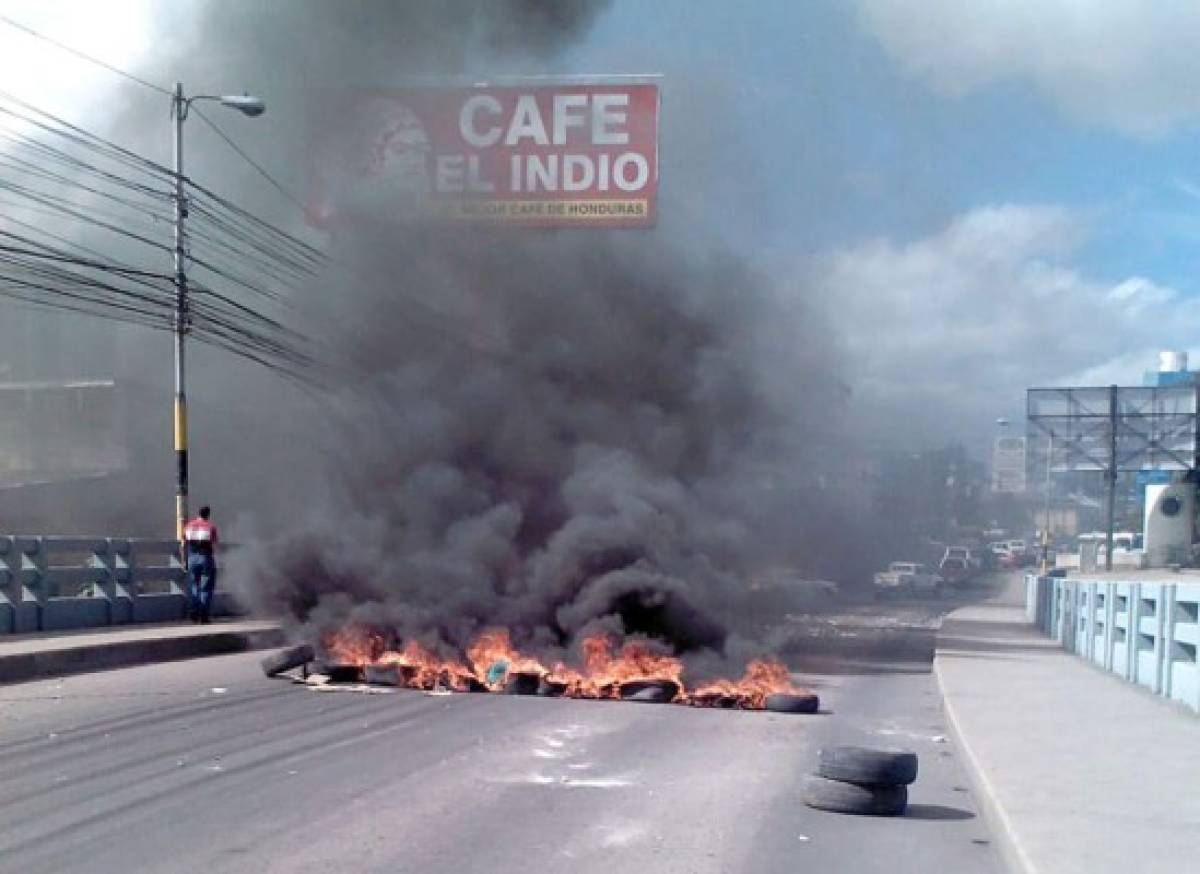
[183,506,219,623]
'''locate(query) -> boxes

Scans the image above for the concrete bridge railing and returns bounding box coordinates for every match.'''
[1026,573,1200,714]
[0,536,236,634]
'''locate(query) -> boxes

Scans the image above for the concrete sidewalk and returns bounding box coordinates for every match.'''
[0,619,283,684]
[935,575,1200,874]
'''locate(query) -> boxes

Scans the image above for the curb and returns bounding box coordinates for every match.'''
[934,621,1035,874]
[0,626,285,685]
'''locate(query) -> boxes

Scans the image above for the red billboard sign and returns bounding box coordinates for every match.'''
[310,80,660,228]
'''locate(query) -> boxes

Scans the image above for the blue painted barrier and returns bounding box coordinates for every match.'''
[0,536,237,634]
[1026,572,1200,713]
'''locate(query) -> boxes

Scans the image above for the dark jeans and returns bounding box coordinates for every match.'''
[187,554,217,621]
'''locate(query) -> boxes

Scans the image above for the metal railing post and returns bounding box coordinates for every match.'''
[18,537,46,632]
[0,536,14,634]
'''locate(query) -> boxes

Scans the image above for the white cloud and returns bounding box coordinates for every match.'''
[854,0,1200,136]
[0,1,157,123]
[812,204,1199,443]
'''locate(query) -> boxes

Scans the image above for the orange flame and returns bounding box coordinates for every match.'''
[688,659,800,710]
[466,628,546,683]
[318,625,806,709]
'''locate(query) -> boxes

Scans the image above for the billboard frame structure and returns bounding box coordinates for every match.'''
[1026,384,1199,570]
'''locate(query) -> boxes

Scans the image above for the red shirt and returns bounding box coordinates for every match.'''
[184,517,219,555]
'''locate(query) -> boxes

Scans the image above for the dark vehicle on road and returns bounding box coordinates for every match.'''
[938,556,971,585]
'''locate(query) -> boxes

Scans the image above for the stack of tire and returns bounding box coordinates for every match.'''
[803,745,917,816]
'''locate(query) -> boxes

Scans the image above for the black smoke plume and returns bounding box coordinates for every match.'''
[107,1,864,666]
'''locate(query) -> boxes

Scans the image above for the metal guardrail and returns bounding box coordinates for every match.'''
[1026,573,1200,714]
[0,536,235,634]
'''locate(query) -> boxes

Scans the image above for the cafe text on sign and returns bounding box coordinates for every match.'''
[310,80,660,228]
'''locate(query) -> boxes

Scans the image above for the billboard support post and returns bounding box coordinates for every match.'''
[1106,384,1117,572]
[1042,431,1054,574]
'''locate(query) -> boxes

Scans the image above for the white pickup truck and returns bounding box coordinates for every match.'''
[874,562,942,597]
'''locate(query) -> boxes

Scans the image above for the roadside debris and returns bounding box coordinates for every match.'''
[309,683,395,695]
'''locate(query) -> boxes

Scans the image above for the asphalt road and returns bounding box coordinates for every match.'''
[0,589,1004,874]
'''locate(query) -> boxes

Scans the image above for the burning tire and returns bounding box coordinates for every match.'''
[364,664,402,686]
[763,692,819,714]
[619,679,680,703]
[260,644,315,678]
[503,671,542,695]
[688,691,741,709]
[538,678,568,697]
[816,746,918,786]
[803,776,907,816]
[319,664,365,683]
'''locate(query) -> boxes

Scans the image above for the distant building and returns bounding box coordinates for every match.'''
[1142,350,1199,388]
[991,436,1027,493]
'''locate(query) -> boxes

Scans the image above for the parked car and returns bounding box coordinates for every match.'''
[874,562,943,597]
[1006,540,1030,562]
[943,545,981,572]
[938,556,971,585]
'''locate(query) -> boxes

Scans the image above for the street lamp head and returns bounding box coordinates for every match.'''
[219,94,266,117]
[995,417,1010,427]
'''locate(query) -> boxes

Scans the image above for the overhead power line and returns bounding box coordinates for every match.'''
[0,20,332,386]
[0,13,172,96]
[0,15,528,378]
[192,106,310,214]
[0,13,311,220]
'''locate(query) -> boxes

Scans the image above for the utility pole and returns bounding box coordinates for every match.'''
[1041,432,1053,574]
[171,82,189,544]
[167,84,265,545]
[1105,384,1118,572]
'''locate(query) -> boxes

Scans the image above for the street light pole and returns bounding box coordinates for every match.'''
[171,82,189,543]
[168,84,265,544]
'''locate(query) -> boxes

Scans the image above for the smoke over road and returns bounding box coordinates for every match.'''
[141,1,859,668]
[233,225,837,664]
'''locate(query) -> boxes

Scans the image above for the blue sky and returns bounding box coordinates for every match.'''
[527,0,1200,446]
[559,0,1200,289]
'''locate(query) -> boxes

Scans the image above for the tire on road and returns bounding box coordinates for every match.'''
[803,776,908,816]
[764,692,820,714]
[688,691,741,708]
[260,644,315,678]
[619,679,680,703]
[364,664,401,686]
[817,746,918,786]
[320,664,365,684]
[503,671,542,695]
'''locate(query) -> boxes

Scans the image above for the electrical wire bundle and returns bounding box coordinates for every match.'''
[0,89,324,383]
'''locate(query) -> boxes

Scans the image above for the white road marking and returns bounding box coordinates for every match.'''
[597,820,648,847]
[561,775,632,789]
[499,773,633,789]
